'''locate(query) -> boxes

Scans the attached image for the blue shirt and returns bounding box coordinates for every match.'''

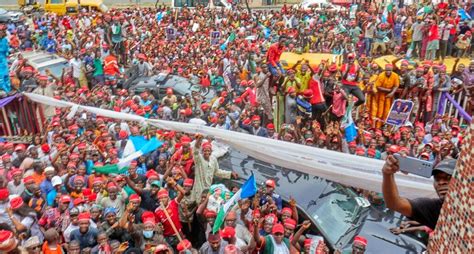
[46,189,57,206]
[70,227,98,249]
[260,193,283,211]
[40,179,53,197]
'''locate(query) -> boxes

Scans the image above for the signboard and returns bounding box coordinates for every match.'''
[385,99,414,126]
[210,31,221,45]
[166,27,176,40]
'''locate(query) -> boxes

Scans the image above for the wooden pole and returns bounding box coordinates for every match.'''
[159,201,183,242]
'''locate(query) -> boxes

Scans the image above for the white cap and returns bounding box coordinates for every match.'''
[51,176,62,186]
[44,166,55,173]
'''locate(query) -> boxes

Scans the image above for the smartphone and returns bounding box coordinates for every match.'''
[394,153,434,178]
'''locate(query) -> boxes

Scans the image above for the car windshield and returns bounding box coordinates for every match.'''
[310,186,361,245]
[0,9,7,14]
[38,61,69,77]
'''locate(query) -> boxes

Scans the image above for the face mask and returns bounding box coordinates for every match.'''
[143,230,153,238]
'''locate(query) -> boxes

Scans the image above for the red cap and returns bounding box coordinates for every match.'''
[266,123,275,130]
[0,189,9,200]
[304,238,312,247]
[220,226,236,238]
[286,86,296,94]
[204,209,217,218]
[129,194,141,203]
[202,142,212,151]
[78,212,91,222]
[348,141,357,148]
[177,239,192,251]
[281,207,292,216]
[388,145,400,153]
[251,115,261,122]
[367,148,376,156]
[14,144,26,151]
[73,197,85,206]
[157,189,169,199]
[272,223,285,234]
[145,170,159,179]
[41,143,50,153]
[200,103,210,111]
[353,235,368,246]
[141,211,155,222]
[107,182,118,190]
[183,178,194,187]
[60,195,71,203]
[88,193,97,202]
[1,154,11,161]
[23,175,35,184]
[283,218,297,229]
[10,168,22,176]
[265,179,275,188]
[10,196,24,209]
[166,88,173,95]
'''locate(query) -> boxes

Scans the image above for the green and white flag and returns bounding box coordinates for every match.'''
[93,137,163,175]
[212,174,257,233]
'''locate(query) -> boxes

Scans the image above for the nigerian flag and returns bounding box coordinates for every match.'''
[341,101,357,142]
[212,174,257,233]
[416,6,433,17]
[220,32,236,51]
[94,137,163,175]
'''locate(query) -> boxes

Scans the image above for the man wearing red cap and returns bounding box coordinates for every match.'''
[260,179,282,211]
[192,134,238,201]
[32,69,57,118]
[238,115,269,137]
[223,211,255,252]
[351,235,368,253]
[7,168,24,196]
[0,188,12,228]
[199,232,227,254]
[70,212,99,249]
[373,64,399,128]
[154,179,186,249]
[253,222,293,254]
[97,182,128,217]
[340,53,365,108]
[178,178,198,240]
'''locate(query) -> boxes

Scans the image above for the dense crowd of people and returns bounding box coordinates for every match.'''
[0,0,472,253]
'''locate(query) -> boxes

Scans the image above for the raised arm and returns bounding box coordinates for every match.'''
[382,155,413,217]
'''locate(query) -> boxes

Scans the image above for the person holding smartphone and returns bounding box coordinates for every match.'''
[381,156,455,230]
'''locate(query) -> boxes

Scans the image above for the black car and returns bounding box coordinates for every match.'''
[219,149,427,253]
[128,73,217,102]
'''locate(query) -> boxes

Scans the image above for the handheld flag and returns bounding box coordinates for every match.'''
[212,174,257,233]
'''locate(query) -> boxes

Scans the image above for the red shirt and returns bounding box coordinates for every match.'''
[309,77,325,105]
[103,55,120,76]
[154,199,182,237]
[340,64,360,86]
[266,43,284,67]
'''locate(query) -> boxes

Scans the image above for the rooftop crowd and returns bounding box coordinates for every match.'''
[0,0,472,253]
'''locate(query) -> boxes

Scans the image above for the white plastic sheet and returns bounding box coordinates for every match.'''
[25,92,436,198]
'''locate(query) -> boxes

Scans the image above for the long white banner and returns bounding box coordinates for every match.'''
[25,92,436,198]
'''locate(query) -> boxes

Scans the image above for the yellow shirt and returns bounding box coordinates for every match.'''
[295,70,312,93]
[375,72,400,91]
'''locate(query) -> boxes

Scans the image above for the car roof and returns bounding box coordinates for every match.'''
[21,51,68,70]
[219,149,426,253]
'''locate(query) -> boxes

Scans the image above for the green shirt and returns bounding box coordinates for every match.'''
[93,58,104,76]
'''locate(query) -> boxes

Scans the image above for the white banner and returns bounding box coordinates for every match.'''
[25,93,436,198]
